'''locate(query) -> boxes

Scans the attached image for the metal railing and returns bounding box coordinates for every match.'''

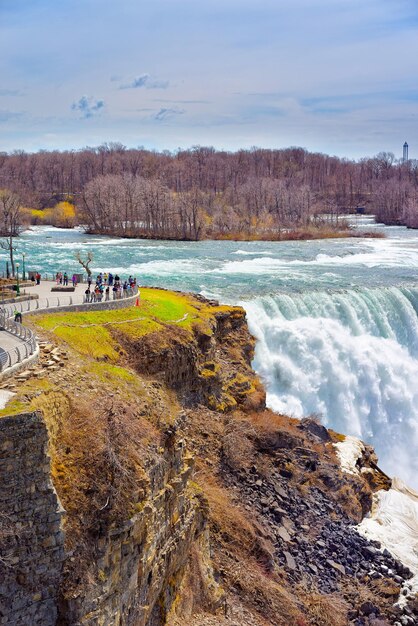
[0,287,137,319]
[0,311,38,371]
[0,285,138,374]
[0,347,8,371]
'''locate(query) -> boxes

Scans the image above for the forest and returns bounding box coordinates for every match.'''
[1,145,417,240]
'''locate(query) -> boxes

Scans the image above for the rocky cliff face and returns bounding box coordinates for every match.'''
[0,289,416,626]
[0,411,65,625]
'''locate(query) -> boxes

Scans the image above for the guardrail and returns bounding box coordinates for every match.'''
[0,285,138,375]
[0,311,37,371]
[0,287,136,320]
[0,347,8,371]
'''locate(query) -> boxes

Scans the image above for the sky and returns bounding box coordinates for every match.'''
[1,0,418,159]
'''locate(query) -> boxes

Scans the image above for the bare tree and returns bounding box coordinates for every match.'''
[76,251,94,278]
[0,189,22,277]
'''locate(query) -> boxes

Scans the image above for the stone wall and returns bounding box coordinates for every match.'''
[0,411,65,625]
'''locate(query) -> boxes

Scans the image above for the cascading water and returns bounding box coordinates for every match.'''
[244,286,418,487]
[6,222,418,488]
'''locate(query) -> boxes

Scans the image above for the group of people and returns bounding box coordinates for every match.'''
[84,272,137,302]
[55,272,78,287]
[30,272,41,285]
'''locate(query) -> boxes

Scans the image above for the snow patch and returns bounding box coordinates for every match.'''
[357,478,418,606]
[0,390,15,410]
[334,436,365,475]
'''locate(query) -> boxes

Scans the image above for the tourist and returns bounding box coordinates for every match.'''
[84,287,91,303]
[108,273,113,286]
[105,286,110,301]
[35,272,41,285]
[72,274,77,287]
[14,310,22,323]
[63,272,68,286]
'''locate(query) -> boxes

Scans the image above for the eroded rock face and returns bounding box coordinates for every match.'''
[121,305,265,413]
[2,295,416,626]
[0,411,65,625]
[60,437,214,626]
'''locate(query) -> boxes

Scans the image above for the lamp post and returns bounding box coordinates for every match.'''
[22,252,26,281]
[16,262,20,297]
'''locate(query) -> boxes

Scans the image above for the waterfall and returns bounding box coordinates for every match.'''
[243,286,418,487]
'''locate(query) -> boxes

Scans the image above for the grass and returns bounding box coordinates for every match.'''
[31,288,232,359]
[0,378,53,417]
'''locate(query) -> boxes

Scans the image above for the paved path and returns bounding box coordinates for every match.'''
[0,280,138,376]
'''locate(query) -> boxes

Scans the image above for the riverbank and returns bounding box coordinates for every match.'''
[82,224,385,241]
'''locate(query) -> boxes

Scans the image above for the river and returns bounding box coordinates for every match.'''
[5,216,418,488]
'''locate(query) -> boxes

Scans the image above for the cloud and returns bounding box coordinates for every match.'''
[0,110,23,123]
[71,95,105,119]
[120,74,169,90]
[0,89,22,96]
[153,98,209,104]
[154,107,185,121]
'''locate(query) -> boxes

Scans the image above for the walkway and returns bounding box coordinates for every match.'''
[0,280,138,376]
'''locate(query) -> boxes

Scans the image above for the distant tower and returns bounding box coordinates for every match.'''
[403,141,409,163]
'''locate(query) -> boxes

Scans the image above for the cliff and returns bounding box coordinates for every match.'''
[0,288,416,626]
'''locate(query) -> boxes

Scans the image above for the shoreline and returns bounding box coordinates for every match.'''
[23,224,385,242]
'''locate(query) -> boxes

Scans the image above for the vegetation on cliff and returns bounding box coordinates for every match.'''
[1,288,415,625]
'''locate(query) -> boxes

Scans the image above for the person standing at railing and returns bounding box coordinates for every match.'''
[14,310,22,323]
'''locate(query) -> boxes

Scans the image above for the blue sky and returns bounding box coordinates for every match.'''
[1,0,417,158]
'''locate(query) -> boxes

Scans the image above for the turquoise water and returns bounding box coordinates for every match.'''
[4,216,418,486]
[8,216,418,299]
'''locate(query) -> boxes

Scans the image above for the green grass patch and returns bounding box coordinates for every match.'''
[33,288,216,352]
[53,325,120,361]
[88,362,138,384]
[31,288,240,363]
[0,399,28,418]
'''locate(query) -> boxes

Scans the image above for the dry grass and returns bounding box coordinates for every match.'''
[221,416,256,471]
[301,591,349,626]
[200,476,259,555]
[37,392,160,595]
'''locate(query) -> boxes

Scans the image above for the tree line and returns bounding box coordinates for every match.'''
[1,145,417,240]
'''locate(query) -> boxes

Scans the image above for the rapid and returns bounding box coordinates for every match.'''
[6,216,418,488]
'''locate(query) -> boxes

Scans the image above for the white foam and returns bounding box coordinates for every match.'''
[214,241,418,275]
[232,249,271,256]
[244,288,418,487]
